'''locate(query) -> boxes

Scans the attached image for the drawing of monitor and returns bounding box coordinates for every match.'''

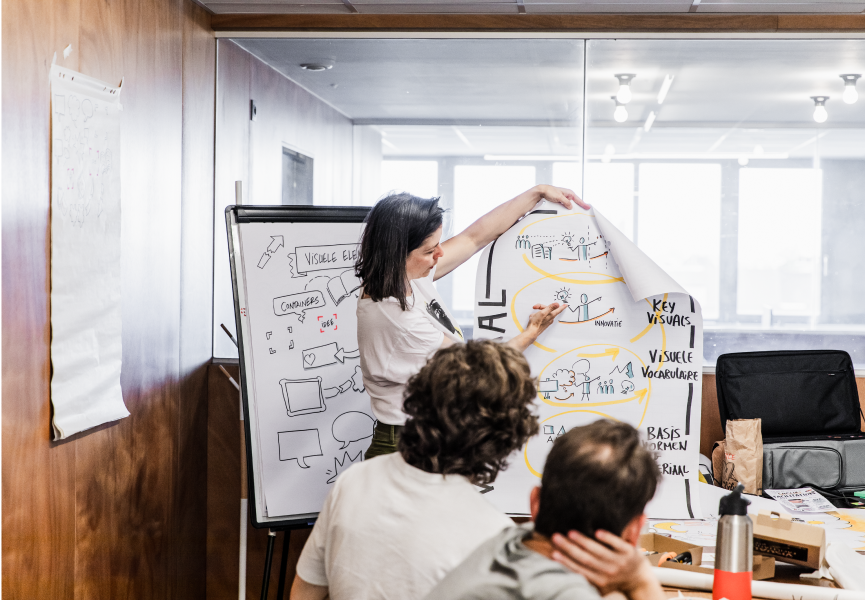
[279,377,326,416]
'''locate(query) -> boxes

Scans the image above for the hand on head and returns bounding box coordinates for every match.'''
[549,527,657,597]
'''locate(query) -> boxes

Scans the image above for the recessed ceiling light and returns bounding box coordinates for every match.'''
[300,64,332,72]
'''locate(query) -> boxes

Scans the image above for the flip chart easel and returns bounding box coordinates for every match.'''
[226,205,373,599]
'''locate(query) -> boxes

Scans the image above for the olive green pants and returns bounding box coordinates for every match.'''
[364,422,404,460]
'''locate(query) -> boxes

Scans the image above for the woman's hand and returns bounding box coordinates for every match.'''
[535,185,591,211]
[508,303,568,352]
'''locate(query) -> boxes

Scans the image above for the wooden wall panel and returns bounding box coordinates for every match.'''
[2,1,81,598]
[207,362,244,600]
[2,0,214,598]
[208,362,314,600]
[177,1,216,597]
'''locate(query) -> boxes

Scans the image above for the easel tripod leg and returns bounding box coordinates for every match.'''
[276,530,292,599]
[261,529,277,600]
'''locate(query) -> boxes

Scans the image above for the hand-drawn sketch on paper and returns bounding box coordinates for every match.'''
[49,64,129,439]
[237,223,371,517]
[474,205,703,519]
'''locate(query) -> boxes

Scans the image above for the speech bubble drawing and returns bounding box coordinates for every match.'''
[278,429,323,468]
[332,411,374,450]
[273,290,326,323]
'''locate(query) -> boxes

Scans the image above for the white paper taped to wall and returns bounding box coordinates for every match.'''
[474,203,702,518]
[49,64,128,439]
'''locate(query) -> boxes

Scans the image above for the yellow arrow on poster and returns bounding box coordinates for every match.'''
[577,347,620,361]
[540,388,648,409]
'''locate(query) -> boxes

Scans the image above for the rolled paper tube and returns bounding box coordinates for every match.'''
[652,567,863,600]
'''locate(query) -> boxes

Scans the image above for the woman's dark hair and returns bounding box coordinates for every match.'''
[398,341,539,485]
[534,420,660,540]
[355,192,444,311]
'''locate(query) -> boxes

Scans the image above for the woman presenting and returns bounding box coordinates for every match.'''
[356,185,590,459]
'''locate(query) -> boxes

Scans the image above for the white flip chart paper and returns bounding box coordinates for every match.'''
[474,204,703,518]
[236,221,373,518]
[50,64,128,439]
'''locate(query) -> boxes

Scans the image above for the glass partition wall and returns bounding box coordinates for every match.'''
[583,40,865,367]
[217,37,865,367]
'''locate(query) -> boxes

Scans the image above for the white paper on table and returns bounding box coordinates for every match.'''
[652,483,865,553]
[49,63,128,439]
[764,488,836,513]
[474,203,702,518]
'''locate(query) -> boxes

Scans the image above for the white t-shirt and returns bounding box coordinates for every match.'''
[357,268,464,425]
[296,452,512,600]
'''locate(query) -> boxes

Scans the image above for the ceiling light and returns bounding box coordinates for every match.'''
[300,63,332,72]
[614,74,636,105]
[738,157,749,166]
[811,96,829,123]
[644,111,656,133]
[657,75,674,105]
[840,74,861,104]
[612,96,628,123]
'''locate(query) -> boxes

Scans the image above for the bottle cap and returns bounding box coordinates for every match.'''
[719,483,751,516]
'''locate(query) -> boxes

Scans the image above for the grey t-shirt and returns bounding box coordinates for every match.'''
[424,524,603,600]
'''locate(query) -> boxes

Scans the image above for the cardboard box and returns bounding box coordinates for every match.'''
[640,533,703,568]
[752,510,825,569]
[657,556,775,581]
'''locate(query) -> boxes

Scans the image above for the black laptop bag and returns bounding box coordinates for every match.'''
[716,350,865,496]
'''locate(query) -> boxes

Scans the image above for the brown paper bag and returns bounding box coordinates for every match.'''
[720,418,763,495]
[712,440,726,486]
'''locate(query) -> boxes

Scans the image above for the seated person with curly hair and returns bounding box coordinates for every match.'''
[424,420,666,600]
[290,340,539,600]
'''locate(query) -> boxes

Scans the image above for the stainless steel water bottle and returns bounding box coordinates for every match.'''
[713,484,752,600]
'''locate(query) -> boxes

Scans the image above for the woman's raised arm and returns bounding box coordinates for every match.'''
[434,185,589,279]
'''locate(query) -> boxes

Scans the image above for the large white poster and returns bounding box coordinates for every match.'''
[237,222,373,518]
[50,64,128,439]
[474,205,703,518]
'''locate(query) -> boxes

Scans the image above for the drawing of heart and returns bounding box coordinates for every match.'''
[304,353,315,366]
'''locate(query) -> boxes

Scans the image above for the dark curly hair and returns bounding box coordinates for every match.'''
[398,340,539,485]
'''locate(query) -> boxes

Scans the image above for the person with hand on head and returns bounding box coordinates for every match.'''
[424,419,665,600]
[356,185,590,459]
[289,341,541,600]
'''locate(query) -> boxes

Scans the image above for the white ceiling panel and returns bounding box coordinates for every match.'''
[225,38,865,162]
[234,38,585,121]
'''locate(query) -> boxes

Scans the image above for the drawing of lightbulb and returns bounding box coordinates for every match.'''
[554,287,571,303]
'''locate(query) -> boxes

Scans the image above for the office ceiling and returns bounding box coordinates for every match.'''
[204,0,865,14]
[231,37,865,158]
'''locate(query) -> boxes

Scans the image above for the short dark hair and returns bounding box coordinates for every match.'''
[355,192,444,311]
[399,341,539,485]
[534,420,660,539]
